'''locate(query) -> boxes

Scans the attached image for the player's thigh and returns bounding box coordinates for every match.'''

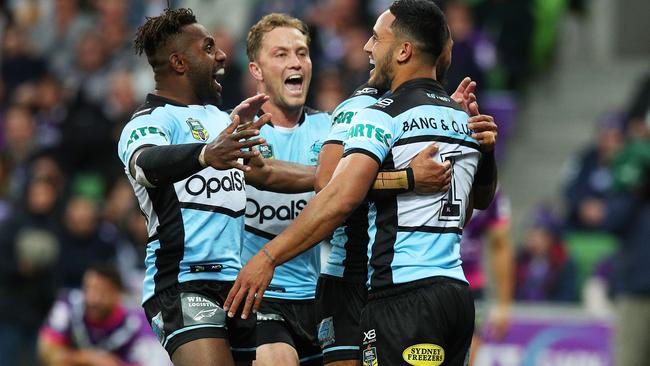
[254,342,299,366]
[316,276,366,364]
[172,337,235,366]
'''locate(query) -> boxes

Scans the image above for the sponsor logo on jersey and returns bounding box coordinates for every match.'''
[426,93,451,103]
[185,171,245,198]
[362,346,379,366]
[363,328,377,345]
[402,117,472,137]
[333,110,357,126]
[126,126,167,148]
[186,117,209,142]
[246,198,307,224]
[355,87,379,96]
[374,98,394,108]
[347,122,392,147]
[402,344,444,366]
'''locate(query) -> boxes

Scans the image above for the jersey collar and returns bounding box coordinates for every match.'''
[145,93,189,108]
[393,78,448,96]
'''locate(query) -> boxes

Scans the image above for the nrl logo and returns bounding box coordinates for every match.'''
[186,118,209,142]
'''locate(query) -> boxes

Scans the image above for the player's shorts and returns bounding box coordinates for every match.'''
[315,275,368,364]
[256,297,322,366]
[360,276,474,366]
[143,280,256,361]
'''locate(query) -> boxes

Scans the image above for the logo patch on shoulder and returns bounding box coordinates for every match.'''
[362,346,379,366]
[186,118,209,141]
[180,292,225,326]
[402,343,444,366]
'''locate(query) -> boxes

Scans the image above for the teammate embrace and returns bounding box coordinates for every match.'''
[119,1,498,365]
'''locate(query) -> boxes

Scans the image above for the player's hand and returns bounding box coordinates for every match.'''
[230,93,270,126]
[450,77,477,116]
[468,102,497,153]
[409,143,451,194]
[223,249,276,319]
[487,304,511,340]
[204,113,272,172]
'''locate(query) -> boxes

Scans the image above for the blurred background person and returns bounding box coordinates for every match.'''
[38,263,170,366]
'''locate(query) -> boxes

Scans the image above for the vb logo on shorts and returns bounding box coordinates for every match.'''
[402,344,445,366]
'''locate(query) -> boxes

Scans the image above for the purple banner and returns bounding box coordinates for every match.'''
[475,315,612,366]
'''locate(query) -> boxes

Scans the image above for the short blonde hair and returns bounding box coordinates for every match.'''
[246,13,310,62]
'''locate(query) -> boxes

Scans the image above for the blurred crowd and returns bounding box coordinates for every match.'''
[0,0,645,365]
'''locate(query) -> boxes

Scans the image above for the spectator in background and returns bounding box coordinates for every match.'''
[443,0,496,97]
[602,83,650,366]
[0,175,62,366]
[1,24,46,95]
[515,207,578,302]
[38,264,170,366]
[460,189,514,365]
[57,195,117,289]
[564,113,623,231]
[29,0,94,78]
[1,105,40,201]
[212,29,245,110]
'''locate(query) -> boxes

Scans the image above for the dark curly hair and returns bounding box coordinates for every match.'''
[133,8,197,67]
[389,0,449,63]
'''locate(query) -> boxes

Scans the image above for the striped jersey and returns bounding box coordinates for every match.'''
[117,94,246,303]
[342,78,480,290]
[241,107,331,300]
[321,85,388,282]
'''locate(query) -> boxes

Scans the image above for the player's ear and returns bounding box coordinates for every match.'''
[396,41,413,63]
[248,62,263,81]
[169,52,186,74]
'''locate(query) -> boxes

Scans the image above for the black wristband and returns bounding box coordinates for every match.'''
[136,143,206,185]
[405,167,415,192]
[475,150,496,186]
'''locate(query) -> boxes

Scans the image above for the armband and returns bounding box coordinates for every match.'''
[372,168,415,193]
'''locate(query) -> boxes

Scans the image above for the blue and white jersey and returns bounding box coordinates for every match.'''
[321,85,387,282]
[117,94,246,303]
[242,107,331,300]
[342,78,480,291]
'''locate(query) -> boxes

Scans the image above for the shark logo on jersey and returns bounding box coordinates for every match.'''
[186,118,209,142]
[309,141,323,163]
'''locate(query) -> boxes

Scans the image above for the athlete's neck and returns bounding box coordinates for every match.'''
[154,77,202,105]
[261,101,303,128]
[391,65,438,92]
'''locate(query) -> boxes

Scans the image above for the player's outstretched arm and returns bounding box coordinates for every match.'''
[316,143,451,195]
[224,153,379,319]
[128,114,267,187]
[246,157,316,193]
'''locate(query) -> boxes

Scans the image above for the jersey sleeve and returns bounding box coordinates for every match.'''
[325,95,380,145]
[117,113,174,168]
[342,108,396,165]
[39,297,72,346]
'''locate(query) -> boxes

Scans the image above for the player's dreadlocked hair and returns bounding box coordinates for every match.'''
[133,8,197,67]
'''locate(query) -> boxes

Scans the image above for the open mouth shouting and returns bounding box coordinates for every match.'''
[284,74,304,95]
[212,67,225,93]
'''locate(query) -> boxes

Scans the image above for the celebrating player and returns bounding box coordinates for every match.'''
[119,8,316,366]
[226,1,496,364]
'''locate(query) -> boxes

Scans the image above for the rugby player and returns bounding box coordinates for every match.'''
[118,8,318,366]
[315,77,496,365]
[226,1,496,364]
[241,14,466,366]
